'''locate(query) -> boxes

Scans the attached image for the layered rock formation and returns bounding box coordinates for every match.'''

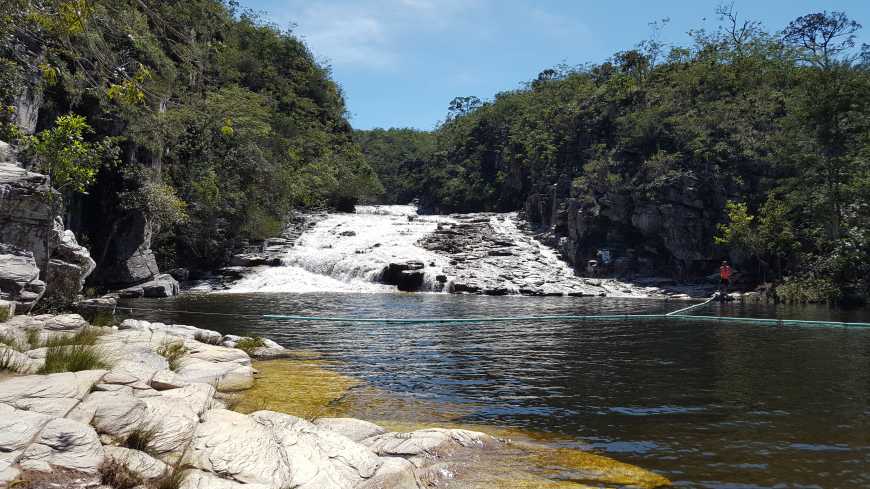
[524,175,726,280]
[0,144,96,311]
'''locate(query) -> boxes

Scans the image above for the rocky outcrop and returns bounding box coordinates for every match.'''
[0,161,56,264]
[0,148,97,310]
[0,244,44,312]
[380,261,425,292]
[524,173,727,279]
[118,273,180,298]
[419,213,661,297]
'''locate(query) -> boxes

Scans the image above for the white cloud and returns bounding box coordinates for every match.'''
[276,0,487,70]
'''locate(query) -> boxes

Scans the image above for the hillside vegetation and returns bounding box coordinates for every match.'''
[1,0,381,276]
[357,9,870,303]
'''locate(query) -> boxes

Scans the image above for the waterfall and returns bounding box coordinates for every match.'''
[227,205,452,293]
[225,205,655,297]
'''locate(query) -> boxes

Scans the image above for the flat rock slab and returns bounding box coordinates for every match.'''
[71,389,147,443]
[0,370,106,417]
[118,318,221,342]
[363,428,499,462]
[0,404,52,466]
[175,358,254,392]
[104,446,168,482]
[180,469,272,489]
[42,313,88,331]
[313,417,387,443]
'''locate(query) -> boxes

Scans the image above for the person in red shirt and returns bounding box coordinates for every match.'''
[719,261,732,296]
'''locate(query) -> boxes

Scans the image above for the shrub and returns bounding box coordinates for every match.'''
[775,276,841,304]
[157,340,188,371]
[235,336,266,355]
[39,344,109,373]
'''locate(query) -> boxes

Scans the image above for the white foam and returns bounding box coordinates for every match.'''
[226,205,453,294]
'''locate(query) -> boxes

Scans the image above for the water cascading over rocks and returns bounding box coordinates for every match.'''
[226,206,660,298]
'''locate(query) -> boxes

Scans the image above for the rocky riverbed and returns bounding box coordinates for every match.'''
[0,311,671,489]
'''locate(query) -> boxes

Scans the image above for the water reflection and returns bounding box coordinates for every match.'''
[120,294,870,488]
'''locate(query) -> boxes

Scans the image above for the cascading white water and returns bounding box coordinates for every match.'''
[227,205,453,293]
[226,205,656,296]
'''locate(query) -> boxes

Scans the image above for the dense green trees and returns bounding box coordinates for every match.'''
[1,0,380,272]
[357,10,869,302]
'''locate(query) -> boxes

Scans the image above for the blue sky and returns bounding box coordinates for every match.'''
[239,0,870,130]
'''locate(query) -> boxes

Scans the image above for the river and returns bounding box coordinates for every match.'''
[121,293,870,488]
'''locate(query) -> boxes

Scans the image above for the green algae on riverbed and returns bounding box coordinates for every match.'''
[239,358,671,488]
[234,356,361,418]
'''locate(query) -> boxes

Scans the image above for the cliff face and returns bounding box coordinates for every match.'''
[523,174,726,280]
[0,142,96,311]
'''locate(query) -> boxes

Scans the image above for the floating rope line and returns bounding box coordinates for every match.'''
[665,294,718,316]
[73,299,870,329]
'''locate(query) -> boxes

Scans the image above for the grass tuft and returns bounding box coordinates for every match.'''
[0,348,24,373]
[100,457,144,489]
[43,327,103,348]
[124,422,161,455]
[157,340,188,371]
[87,310,116,327]
[153,466,186,489]
[0,331,24,351]
[235,336,266,354]
[25,328,41,349]
[39,344,109,374]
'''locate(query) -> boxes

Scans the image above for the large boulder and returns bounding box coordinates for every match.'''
[118,273,179,298]
[0,243,44,313]
[42,222,97,307]
[185,409,293,488]
[0,370,106,418]
[18,418,105,474]
[94,211,160,287]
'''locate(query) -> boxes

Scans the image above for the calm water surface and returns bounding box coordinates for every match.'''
[123,293,870,488]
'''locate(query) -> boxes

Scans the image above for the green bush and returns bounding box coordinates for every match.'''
[775,277,842,304]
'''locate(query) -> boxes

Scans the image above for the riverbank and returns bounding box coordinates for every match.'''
[0,311,671,489]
